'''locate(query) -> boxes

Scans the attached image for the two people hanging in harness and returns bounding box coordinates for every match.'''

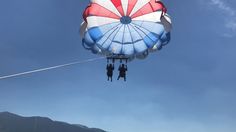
[106,57,128,82]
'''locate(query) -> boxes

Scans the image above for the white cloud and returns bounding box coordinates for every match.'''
[226,19,236,30]
[210,0,235,15]
[208,0,236,36]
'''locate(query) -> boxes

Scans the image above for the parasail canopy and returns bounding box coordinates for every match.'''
[80,0,172,60]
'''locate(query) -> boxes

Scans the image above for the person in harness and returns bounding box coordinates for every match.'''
[117,64,128,81]
[106,64,114,82]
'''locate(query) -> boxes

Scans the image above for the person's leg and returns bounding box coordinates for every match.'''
[124,76,126,81]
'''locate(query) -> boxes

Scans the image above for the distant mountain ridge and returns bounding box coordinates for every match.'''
[0,112,106,132]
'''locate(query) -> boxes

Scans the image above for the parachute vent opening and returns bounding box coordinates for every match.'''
[120,16,132,24]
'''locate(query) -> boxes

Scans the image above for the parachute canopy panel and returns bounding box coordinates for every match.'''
[80,0,172,59]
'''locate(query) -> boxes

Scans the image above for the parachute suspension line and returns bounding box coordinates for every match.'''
[0,57,106,80]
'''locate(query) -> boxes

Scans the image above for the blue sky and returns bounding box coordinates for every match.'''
[0,0,236,132]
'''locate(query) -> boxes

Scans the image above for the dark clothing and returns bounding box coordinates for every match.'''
[107,64,114,82]
[117,65,127,81]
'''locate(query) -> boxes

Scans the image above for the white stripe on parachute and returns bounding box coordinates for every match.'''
[86,16,120,28]
[121,0,129,16]
[132,11,162,23]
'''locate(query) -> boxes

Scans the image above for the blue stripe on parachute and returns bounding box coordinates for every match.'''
[84,31,95,47]
[143,34,155,48]
[88,27,103,41]
[161,32,171,45]
[88,22,120,42]
[131,24,156,48]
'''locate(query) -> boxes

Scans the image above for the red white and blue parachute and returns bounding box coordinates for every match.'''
[80,0,172,59]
